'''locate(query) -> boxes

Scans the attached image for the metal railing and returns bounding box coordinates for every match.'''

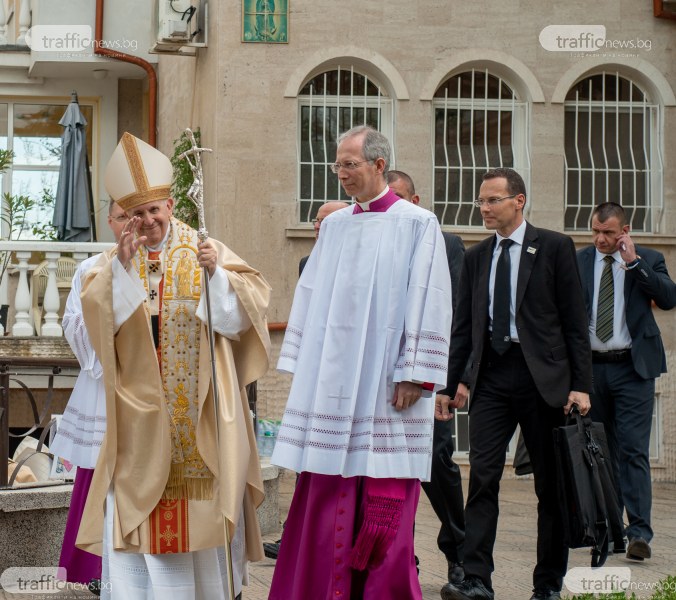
[0,0,31,45]
[1,356,79,488]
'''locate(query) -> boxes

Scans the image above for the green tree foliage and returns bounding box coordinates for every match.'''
[0,149,58,283]
[170,128,201,229]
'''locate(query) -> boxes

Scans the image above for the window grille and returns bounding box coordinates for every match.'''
[564,73,662,232]
[432,69,530,227]
[297,67,393,223]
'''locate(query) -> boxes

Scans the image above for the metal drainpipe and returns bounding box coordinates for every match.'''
[95,0,158,147]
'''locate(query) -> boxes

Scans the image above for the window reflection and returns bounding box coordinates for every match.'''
[0,101,94,240]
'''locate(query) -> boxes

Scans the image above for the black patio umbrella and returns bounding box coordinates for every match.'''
[52,91,96,242]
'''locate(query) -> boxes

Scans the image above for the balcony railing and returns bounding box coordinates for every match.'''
[0,0,32,46]
[0,241,114,337]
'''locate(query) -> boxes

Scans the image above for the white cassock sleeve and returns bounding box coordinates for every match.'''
[196,266,252,340]
[62,259,103,379]
[111,257,148,332]
[392,216,453,390]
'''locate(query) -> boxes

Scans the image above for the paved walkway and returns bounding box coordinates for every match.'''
[2,470,675,599]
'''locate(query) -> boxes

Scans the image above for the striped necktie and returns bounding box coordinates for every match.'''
[596,255,615,343]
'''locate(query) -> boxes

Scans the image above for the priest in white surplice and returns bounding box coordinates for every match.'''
[269,126,453,600]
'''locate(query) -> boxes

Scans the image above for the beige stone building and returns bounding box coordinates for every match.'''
[1,0,675,478]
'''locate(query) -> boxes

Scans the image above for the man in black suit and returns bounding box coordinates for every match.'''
[437,168,592,600]
[577,202,676,562]
[387,169,466,585]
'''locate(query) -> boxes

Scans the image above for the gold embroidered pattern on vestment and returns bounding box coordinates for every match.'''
[135,218,213,501]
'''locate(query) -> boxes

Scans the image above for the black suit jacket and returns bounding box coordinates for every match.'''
[299,255,309,277]
[577,245,676,380]
[443,232,465,311]
[443,222,592,408]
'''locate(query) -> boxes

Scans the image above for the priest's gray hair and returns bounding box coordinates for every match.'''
[338,125,390,176]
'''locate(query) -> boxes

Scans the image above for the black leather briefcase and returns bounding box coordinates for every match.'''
[553,407,625,567]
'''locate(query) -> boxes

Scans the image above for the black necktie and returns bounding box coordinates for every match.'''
[491,239,514,355]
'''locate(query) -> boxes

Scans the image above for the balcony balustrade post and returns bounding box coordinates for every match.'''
[0,1,7,45]
[12,251,33,337]
[41,252,63,337]
[16,0,31,45]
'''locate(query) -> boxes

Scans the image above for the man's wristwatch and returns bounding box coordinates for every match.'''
[626,256,641,269]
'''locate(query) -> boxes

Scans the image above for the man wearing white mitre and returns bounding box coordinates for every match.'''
[75,132,271,600]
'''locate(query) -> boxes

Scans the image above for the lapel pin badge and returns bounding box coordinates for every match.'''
[527,246,537,255]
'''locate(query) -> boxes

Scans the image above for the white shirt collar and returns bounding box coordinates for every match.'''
[355,185,389,211]
[594,248,622,263]
[495,219,527,247]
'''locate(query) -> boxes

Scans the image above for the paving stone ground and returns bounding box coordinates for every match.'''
[2,469,675,599]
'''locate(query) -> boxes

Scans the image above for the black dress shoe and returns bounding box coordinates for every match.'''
[448,561,465,584]
[263,540,281,559]
[626,537,651,560]
[441,576,494,600]
[530,588,561,600]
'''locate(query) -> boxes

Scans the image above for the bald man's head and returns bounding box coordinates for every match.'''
[314,201,349,239]
[387,170,420,205]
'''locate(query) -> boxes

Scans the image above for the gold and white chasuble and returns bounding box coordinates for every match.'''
[76,217,271,559]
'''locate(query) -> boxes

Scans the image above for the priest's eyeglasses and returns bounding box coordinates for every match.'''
[329,160,373,173]
[473,194,517,208]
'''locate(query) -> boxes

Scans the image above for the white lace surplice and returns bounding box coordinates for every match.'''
[272,202,453,482]
[51,255,107,469]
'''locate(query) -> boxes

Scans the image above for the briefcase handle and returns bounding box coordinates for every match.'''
[565,405,601,455]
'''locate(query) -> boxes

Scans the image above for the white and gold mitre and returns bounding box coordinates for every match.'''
[104,132,173,212]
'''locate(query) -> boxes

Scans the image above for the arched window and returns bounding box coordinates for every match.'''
[564,73,662,231]
[297,67,393,223]
[432,69,530,227]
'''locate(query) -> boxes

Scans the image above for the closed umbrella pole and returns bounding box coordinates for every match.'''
[53,91,96,242]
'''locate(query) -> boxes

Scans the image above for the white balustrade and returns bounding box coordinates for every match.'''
[12,251,33,336]
[0,241,115,337]
[16,0,31,45]
[0,0,8,45]
[41,252,62,337]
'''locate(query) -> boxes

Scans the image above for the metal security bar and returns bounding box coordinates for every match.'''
[1,357,79,488]
[297,67,393,223]
[564,73,662,232]
[432,69,530,228]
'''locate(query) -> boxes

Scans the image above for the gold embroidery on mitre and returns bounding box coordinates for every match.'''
[116,186,172,212]
[121,132,150,196]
